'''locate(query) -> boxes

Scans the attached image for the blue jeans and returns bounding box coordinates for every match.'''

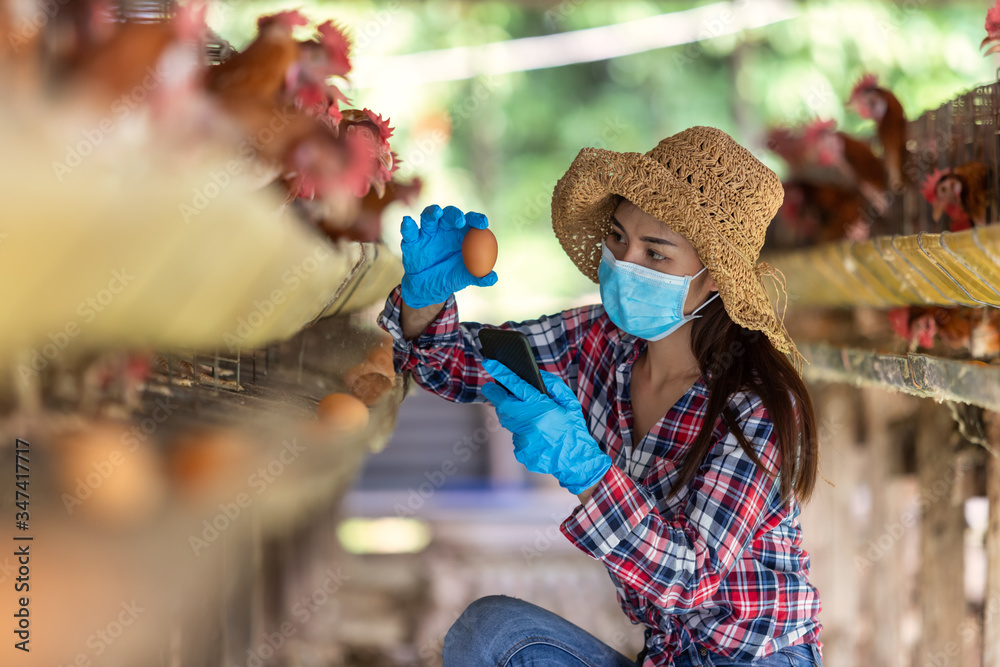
[442,595,823,667]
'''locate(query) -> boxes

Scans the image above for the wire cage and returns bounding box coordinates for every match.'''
[905,79,1000,234]
[106,0,234,62]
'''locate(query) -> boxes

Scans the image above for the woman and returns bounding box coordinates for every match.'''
[377,126,824,667]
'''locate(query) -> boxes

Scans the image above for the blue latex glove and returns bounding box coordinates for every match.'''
[481,359,612,495]
[399,204,498,309]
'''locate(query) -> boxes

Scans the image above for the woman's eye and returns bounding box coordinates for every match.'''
[610,231,625,244]
[649,250,666,261]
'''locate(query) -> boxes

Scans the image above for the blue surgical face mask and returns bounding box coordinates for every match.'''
[598,240,719,341]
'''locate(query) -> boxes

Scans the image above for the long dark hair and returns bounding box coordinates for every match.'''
[670,295,819,507]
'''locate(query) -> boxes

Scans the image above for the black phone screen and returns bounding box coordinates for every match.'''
[477,328,548,396]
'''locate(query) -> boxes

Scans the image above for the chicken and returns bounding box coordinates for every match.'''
[768,122,879,245]
[283,108,395,201]
[888,306,974,351]
[79,348,155,415]
[775,180,871,245]
[14,3,403,246]
[206,12,351,126]
[205,10,308,105]
[920,163,991,231]
[63,3,208,107]
[848,73,909,195]
[289,20,352,124]
[766,126,812,174]
[888,306,937,351]
[803,119,889,215]
[297,175,423,243]
[198,12,394,239]
[981,1,1000,55]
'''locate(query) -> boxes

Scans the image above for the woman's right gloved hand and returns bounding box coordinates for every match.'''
[399,204,498,309]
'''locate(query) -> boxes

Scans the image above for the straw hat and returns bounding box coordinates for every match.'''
[551,125,804,372]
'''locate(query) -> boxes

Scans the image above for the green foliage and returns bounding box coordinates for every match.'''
[210,0,1000,321]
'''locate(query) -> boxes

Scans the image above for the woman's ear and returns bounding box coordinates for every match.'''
[704,270,718,293]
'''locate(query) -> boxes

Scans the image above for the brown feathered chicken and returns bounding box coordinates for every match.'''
[803,119,889,215]
[776,180,871,245]
[64,3,208,106]
[848,73,909,195]
[920,163,991,231]
[768,122,878,245]
[205,10,308,104]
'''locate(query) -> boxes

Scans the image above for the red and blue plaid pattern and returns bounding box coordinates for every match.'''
[377,284,823,665]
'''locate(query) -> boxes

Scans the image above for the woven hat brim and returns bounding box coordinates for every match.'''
[551,146,794,355]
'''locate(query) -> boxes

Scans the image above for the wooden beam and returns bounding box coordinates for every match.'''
[799,343,1000,412]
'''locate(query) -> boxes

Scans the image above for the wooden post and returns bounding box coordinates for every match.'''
[797,384,866,666]
[917,401,966,667]
[984,413,1000,667]
[856,388,919,667]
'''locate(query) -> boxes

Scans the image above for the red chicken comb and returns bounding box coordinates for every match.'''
[987,1,1000,35]
[363,109,394,143]
[258,9,310,30]
[921,167,951,203]
[887,307,911,341]
[802,118,837,145]
[849,73,879,102]
[317,21,352,77]
[983,1,1000,52]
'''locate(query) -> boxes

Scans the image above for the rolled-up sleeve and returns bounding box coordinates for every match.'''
[376,283,603,404]
[560,392,783,614]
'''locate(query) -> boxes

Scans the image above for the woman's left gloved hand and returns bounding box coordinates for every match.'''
[481,359,612,495]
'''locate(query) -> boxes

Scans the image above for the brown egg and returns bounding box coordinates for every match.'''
[462,227,498,278]
[167,427,251,502]
[53,421,167,528]
[364,342,396,378]
[352,372,394,405]
[317,393,369,432]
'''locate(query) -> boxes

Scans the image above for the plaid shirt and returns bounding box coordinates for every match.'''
[377,284,823,666]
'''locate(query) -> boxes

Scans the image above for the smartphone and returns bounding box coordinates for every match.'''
[477,328,549,396]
